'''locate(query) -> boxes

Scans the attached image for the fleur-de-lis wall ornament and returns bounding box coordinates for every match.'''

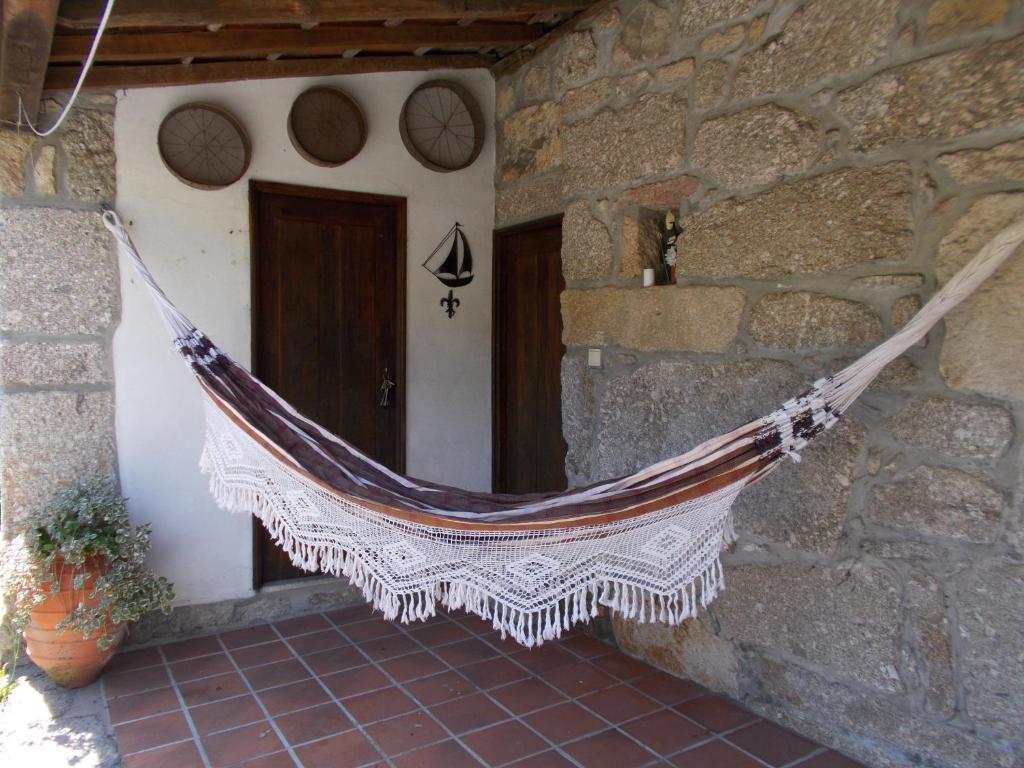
[423,223,473,319]
[440,290,460,319]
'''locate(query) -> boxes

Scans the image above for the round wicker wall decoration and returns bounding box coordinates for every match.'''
[157,103,251,189]
[399,80,484,173]
[288,86,367,167]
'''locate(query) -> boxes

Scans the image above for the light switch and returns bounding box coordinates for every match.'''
[587,348,602,368]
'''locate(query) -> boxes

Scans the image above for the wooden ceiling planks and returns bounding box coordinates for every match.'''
[55,0,594,28]
[43,54,495,91]
[48,24,544,63]
[35,0,597,93]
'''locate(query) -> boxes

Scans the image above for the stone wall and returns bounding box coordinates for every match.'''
[0,94,119,539]
[494,1,1024,766]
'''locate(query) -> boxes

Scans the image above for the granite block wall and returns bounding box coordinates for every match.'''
[0,95,120,539]
[494,1,1024,765]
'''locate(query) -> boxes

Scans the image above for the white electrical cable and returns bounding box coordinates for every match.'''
[17,0,117,138]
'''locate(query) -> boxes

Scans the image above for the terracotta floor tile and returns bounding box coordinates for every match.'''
[201,720,284,767]
[620,709,709,756]
[459,657,529,689]
[258,677,331,716]
[325,604,379,627]
[162,635,222,662]
[506,751,577,768]
[122,739,203,768]
[178,671,249,707]
[170,652,234,683]
[402,670,478,706]
[275,701,352,745]
[631,671,705,706]
[106,647,163,675]
[510,644,578,674]
[288,628,349,656]
[189,694,264,735]
[726,720,818,766]
[429,692,508,734]
[342,618,402,642]
[220,624,277,649]
[365,711,447,756]
[579,684,661,724]
[562,728,657,768]
[461,720,548,766]
[560,634,614,658]
[524,701,605,743]
[230,640,294,669]
[669,739,763,768]
[106,686,180,724]
[243,659,311,690]
[359,633,421,661]
[106,616,851,768]
[115,709,193,754]
[322,664,391,699]
[452,614,494,635]
[230,752,297,768]
[345,686,418,723]
[795,749,865,767]
[104,665,172,699]
[481,632,528,654]
[380,650,447,682]
[408,621,472,647]
[431,638,499,667]
[674,694,758,733]
[544,661,617,698]
[488,677,566,715]
[273,613,331,637]
[591,652,654,681]
[392,738,480,767]
[303,644,367,676]
[293,729,382,768]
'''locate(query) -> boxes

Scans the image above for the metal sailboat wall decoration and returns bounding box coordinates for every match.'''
[423,223,473,318]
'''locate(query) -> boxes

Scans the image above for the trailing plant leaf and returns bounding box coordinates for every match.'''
[2,476,175,651]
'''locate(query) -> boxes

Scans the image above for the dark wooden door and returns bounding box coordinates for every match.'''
[493,216,567,494]
[251,181,405,586]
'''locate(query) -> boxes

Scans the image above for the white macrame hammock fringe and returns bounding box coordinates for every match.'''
[102,210,1024,647]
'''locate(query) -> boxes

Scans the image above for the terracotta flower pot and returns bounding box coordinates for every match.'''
[23,555,125,688]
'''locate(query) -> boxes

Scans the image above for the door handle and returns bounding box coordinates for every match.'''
[379,368,396,408]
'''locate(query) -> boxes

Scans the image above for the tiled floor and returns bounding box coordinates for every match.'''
[103,607,864,768]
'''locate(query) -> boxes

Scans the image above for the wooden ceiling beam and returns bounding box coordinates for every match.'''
[49,24,541,63]
[1,0,60,126]
[56,1,594,29]
[43,54,494,91]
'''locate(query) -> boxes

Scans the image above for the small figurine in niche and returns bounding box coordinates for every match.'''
[661,211,682,284]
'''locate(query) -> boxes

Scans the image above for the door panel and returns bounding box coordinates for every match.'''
[493,216,567,494]
[251,182,405,586]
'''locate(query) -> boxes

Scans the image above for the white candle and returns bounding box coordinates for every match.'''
[642,267,655,288]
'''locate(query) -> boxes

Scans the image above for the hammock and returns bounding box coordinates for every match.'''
[102,211,1024,646]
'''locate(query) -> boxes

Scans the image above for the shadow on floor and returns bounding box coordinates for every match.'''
[1,657,121,766]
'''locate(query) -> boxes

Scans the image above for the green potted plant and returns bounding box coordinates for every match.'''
[3,476,174,688]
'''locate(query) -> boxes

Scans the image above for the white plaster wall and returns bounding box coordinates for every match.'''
[113,71,495,606]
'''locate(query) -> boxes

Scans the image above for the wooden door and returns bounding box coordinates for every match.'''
[493,216,567,494]
[250,181,405,586]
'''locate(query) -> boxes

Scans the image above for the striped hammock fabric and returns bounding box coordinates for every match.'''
[103,211,1024,646]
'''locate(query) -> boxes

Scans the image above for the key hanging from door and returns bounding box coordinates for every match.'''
[379,368,396,408]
